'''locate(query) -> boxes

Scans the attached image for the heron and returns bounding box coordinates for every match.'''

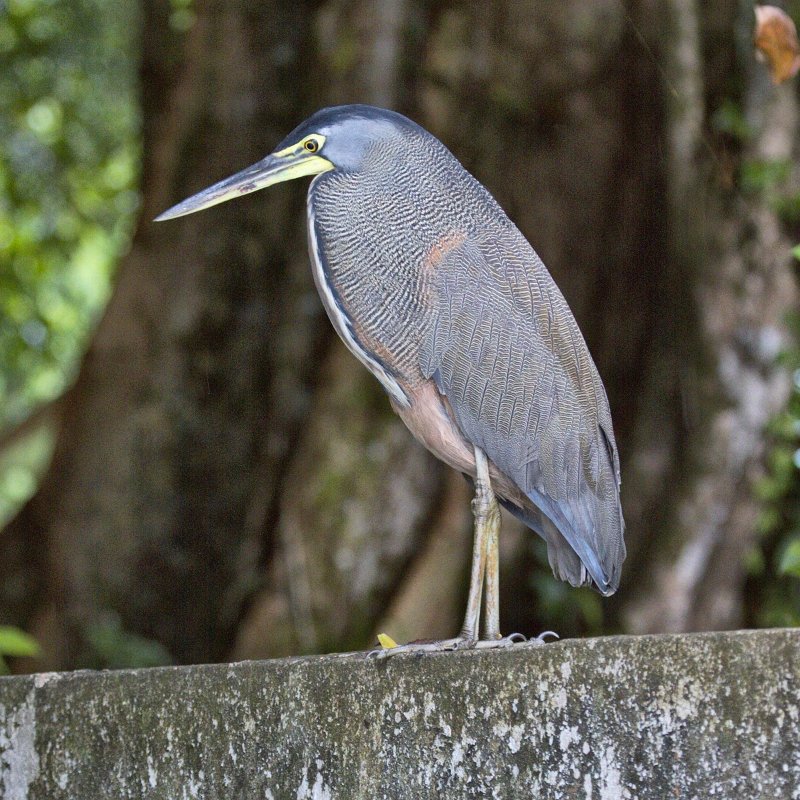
[156,105,625,652]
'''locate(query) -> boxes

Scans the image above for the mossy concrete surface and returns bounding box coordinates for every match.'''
[1,629,798,799]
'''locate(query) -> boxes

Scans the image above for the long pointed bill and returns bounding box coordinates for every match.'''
[154,152,333,222]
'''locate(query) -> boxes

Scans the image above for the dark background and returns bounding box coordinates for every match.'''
[1,0,799,671]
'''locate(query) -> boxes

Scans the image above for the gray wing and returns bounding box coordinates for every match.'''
[419,227,625,594]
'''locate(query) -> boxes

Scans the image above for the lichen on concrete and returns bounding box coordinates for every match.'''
[0,687,40,800]
[0,629,798,798]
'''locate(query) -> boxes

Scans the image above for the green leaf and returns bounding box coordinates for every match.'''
[0,625,41,657]
[740,158,791,194]
[86,618,172,669]
[792,244,800,262]
[778,538,800,578]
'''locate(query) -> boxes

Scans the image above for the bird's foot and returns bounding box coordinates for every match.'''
[473,631,558,648]
[370,630,559,657]
[369,636,477,658]
[473,632,528,649]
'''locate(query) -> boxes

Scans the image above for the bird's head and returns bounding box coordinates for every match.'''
[155,105,417,222]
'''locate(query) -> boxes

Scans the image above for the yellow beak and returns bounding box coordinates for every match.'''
[154,152,333,221]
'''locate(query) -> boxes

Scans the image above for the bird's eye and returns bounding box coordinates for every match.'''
[303,138,319,153]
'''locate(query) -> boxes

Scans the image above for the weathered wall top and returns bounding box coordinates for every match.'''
[1,629,798,799]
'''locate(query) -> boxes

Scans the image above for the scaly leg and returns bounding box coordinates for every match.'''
[481,466,501,642]
[458,446,493,640]
[374,447,496,655]
[372,446,547,656]
[472,454,550,649]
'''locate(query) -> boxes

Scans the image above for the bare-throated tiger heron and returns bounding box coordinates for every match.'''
[156,105,625,652]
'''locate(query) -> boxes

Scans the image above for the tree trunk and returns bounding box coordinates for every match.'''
[617,0,798,632]
[1,0,796,670]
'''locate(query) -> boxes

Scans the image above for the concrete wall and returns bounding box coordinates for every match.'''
[1,629,798,799]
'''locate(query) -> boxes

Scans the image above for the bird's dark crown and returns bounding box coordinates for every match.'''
[277,105,420,147]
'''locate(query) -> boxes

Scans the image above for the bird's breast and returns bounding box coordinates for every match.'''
[307,170,449,404]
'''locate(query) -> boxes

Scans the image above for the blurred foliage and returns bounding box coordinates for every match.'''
[739,158,792,196]
[0,0,139,516]
[168,0,195,33]
[0,624,40,673]
[0,422,53,525]
[710,98,752,143]
[86,614,172,670]
[719,89,800,628]
[751,337,800,628]
[737,151,800,227]
[0,0,794,668]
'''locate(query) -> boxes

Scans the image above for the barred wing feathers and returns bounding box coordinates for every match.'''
[419,227,625,594]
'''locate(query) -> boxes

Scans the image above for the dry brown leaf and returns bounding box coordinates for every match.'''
[754,5,800,84]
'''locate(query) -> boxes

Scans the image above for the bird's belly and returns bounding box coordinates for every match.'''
[392,381,475,475]
[392,380,527,507]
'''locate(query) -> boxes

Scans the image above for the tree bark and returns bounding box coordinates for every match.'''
[1,0,796,670]
[617,0,798,632]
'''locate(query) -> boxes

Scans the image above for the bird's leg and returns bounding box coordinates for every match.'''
[459,446,499,641]
[372,447,534,656]
[472,449,537,649]
[370,447,494,656]
[481,475,501,642]
[458,446,491,640]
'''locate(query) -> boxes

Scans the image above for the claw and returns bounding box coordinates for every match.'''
[472,631,560,649]
[474,632,525,649]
